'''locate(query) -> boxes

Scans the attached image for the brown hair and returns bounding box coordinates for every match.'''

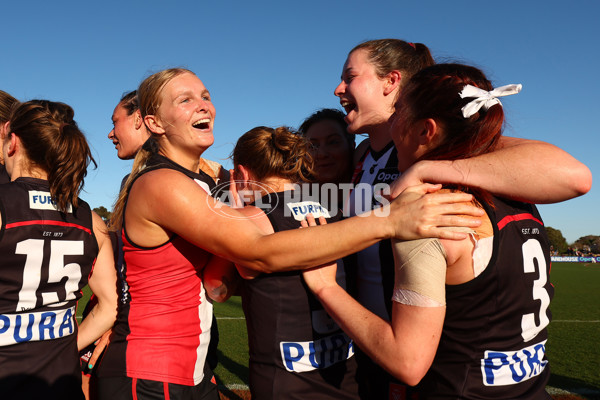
[119,90,139,115]
[397,63,504,161]
[0,90,19,124]
[351,39,434,94]
[110,68,194,230]
[299,108,354,148]
[232,126,315,183]
[8,100,96,212]
[396,63,506,204]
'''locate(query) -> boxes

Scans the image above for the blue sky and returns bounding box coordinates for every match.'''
[2,1,598,243]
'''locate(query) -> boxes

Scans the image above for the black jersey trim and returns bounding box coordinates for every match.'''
[121,154,214,250]
[368,140,396,161]
[122,228,176,251]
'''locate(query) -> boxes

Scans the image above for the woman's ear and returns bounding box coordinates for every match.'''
[134,110,144,130]
[236,165,252,188]
[234,165,257,205]
[6,132,19,157]
[383,70,402,96]
[144,114,165,135]
[0,121,10,140]
[418,118,439,145]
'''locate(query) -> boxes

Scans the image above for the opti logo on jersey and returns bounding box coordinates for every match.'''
[374,168,399,185]
[29,190,72,213]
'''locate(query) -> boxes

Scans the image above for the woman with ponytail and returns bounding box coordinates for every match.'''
[305,64,560,399]
[0,100,118,399]
[96,67,485,400]
[0,89,19,183]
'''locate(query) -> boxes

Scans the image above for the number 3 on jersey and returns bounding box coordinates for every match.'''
[521,239,550,342]
[16,239,83,312]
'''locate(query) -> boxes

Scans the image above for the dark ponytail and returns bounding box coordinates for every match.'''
[8,100,96,212]
[109,137,158,231]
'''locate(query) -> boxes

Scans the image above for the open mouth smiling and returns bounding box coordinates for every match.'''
[192,118,211,130]
[340,101,356,114]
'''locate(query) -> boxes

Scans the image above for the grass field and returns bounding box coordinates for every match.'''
[212,262,600,399]
[546,262,600,399]
[212,297,249,392]
[78,261,600,399]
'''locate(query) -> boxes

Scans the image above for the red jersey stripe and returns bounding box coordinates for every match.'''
[497,213,543,231]
[5,220,92,234]
[164,382,170,400]
[132,378,138,400]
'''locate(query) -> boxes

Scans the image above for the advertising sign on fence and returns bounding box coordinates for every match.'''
[551,256,599,263]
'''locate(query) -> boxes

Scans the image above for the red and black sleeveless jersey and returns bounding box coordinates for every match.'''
[242,190,359,400]
[417,196,553,399]
[0,177,96,397]
[97,154,217,386]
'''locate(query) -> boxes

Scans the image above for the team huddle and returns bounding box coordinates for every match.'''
[0,39,592,400]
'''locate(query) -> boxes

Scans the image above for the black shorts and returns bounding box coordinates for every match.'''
[96,368,218,400]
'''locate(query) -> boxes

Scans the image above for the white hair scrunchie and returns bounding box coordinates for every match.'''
[459,84,522,118]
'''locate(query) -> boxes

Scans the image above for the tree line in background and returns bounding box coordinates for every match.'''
[91,207,599,256]
[545,227,599,256]
[94,206,112,222]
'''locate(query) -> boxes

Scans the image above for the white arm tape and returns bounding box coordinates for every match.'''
[392,238,447,307]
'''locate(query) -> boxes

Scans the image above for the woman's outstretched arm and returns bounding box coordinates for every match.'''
[128,169,484,273]
[393,137,592,204]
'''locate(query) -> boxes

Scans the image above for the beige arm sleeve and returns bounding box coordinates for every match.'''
[391,237,448,307]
